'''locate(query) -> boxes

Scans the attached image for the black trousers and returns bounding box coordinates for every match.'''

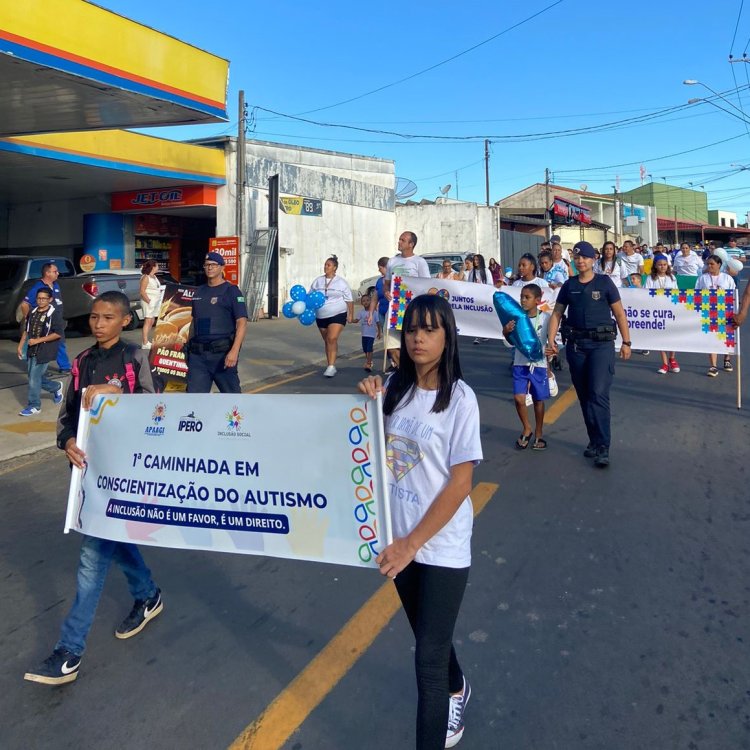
[566,338,615,449]
[394,561,469,750]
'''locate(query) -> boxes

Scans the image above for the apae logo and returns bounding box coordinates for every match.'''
[145,402,167,436]
[178,411,203,432]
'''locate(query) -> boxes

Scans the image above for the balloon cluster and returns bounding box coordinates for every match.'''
[282,284,325,326]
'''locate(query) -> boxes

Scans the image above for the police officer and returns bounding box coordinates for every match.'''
[187,252,248,393]
[546,241,631,468]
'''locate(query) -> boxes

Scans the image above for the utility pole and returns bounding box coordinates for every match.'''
[236,90,246,243]
[545,168,551,239]
[484,139,490,207]
[613,185,619,246]
[674,204,679,246]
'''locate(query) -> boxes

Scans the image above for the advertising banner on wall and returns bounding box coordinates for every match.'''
[208,236,240,285]
[151,283,196,390]
[64,393,390,569]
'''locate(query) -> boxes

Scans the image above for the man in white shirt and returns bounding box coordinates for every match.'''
[618,240,644,279]
[383,231,431,369]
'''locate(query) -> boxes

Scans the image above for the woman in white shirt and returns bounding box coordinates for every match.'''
[309,255,354,377]
[594,241,622,288]
[468,254,494,286]
[672,242,704,277]
[695,254,736,377]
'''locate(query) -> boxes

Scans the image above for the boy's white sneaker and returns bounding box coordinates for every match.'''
[323,365,337,377]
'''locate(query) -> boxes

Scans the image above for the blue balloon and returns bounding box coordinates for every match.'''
[492,290,543,362]
[307,290,325,310]
[282,301,295,319]
[299,309,317,326]
[290,284,307,302]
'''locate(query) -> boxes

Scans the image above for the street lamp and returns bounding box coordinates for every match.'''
[684,79,750,124]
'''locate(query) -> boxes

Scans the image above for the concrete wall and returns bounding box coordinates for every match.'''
[395,200,501,261]
[235,140,396,302]
[4,195,110,256]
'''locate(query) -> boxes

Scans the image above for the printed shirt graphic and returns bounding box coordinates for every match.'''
[384,380,482,568]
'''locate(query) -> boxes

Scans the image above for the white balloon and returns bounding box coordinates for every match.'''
[728,258,744,273]
[715,248,729,263]
[291,301,306,315]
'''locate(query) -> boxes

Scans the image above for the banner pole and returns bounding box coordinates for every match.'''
[63,392,94,533]
[382,323,390,372]
[737,326,742,410]
[373,392,393,547]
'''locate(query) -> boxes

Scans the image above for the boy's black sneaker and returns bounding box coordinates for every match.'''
[115,589,163,639]
[583,443,597,458]
[594,447,610,468]
[24,648,81,686]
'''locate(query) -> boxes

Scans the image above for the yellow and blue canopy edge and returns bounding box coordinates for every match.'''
[0,1,228,120]
[0,131,226,185]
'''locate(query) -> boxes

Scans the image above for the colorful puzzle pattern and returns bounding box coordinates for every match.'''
[648,288,736,348]
[389,276,413,330]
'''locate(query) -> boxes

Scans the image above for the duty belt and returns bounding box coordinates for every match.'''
[189,337,233,354]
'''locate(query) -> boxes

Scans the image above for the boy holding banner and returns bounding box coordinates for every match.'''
[24,291,163,686]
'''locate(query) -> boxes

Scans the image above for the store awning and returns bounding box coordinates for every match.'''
[656,217,750,234]
[0,130,225,209]
[0,1,229,136]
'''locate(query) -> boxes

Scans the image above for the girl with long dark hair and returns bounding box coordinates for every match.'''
[359,294,482,749]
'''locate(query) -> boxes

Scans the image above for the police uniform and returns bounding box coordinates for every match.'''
[556,273,620,452]
[187,281,248,393]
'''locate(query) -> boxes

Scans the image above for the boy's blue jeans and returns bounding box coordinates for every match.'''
[26,356,60,409]
[56,535,158,656]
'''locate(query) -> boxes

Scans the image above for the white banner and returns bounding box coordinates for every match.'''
[389,277,738,354]
[65,393,390,569]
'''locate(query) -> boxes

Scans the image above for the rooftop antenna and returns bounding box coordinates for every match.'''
[439,183,452,197]
[395,177,417,201]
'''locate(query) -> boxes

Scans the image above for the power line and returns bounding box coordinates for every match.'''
[297,1,565,115]
[731,0,745,53]
[553,134,747,173]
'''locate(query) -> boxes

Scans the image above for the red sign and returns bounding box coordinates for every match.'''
[111,185,217,212]
[80,254,96,272]
[552,196,592,226]
[209,236,240,286]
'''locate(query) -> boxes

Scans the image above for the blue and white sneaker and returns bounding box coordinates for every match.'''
[115,589,163,639]
[53,382,64,405]
[446,676,471,747]
[24,648,81,685]
[19,406,41,417]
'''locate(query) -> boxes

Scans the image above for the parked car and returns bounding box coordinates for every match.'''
[0,255,176,332]
[356,252,472,299]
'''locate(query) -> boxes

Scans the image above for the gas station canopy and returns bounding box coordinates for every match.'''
[0,1,229,136]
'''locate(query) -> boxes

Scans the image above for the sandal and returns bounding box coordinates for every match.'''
[723,357,733,372]
[515,433,532,450]
[531,438,547,451]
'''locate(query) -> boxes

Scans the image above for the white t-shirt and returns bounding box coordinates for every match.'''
[512,276,550,288]
[384,380,482,568]
[645,274,678,290]
[385,254,431,283]
[503,311,550,367]
[671,253,703,276]
[309,275,353,318]
[618,252,644,278]
[468,269,495,285]
[695,272,736,291]
[594,259,623,288]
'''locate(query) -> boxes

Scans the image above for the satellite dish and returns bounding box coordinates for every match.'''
[395,177,418,200]
[580,184,588,192]
[440,184,452,196]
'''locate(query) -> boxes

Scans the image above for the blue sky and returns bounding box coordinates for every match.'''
[99,0,750,216]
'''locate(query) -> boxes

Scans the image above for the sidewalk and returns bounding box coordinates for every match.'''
[0,317,377,463]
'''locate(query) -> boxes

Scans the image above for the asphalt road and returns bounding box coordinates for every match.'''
[1,333,749,750]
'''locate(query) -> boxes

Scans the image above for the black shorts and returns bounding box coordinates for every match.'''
[316,312,348,329]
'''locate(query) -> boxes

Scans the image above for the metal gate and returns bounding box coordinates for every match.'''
[499,229,541,272]
[241,227,277,322]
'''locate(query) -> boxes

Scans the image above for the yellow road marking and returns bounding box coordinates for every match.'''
[247,358,296,366]
[245,370,316,393]
[545,385,578,425]
[228,481,500,750]
[2,421,57,434]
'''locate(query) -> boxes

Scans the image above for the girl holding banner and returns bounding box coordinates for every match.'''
[359,295,482,750]
[646,255,680,375]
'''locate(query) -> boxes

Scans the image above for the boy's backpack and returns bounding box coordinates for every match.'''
[72,344,164,394]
